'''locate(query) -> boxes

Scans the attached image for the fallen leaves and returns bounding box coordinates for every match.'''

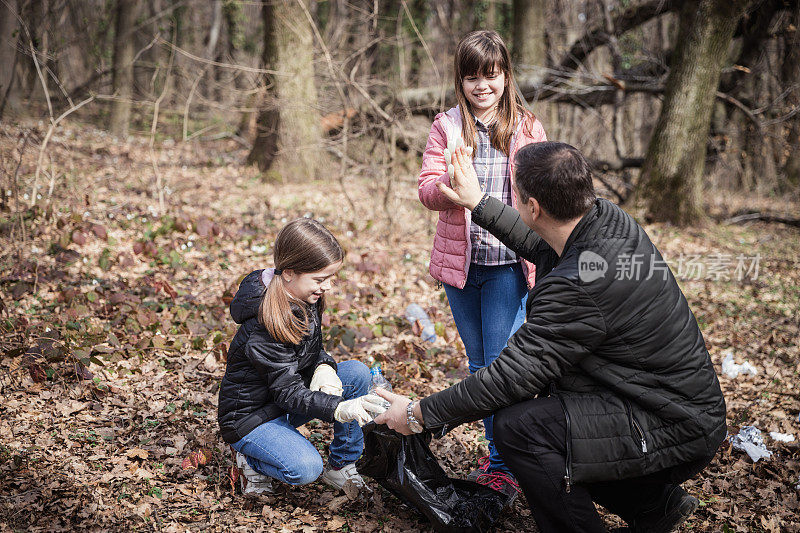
[181,449,209,470]
[0,120,798,532]
[126,448,150,460]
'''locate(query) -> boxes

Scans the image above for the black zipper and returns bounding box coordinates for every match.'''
[624,400,647,453]
[551,384,573,493]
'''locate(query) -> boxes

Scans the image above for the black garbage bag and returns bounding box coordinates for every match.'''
[356,423,508,532]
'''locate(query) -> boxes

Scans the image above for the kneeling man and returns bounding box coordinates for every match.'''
[375,141,726,533]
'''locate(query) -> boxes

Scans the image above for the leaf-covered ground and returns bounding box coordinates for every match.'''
[1,122,799,532]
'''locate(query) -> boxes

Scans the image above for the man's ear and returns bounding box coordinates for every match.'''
[528,197,540,222]
[282,269,294,282]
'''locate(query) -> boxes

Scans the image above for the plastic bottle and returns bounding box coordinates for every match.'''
[404,303,437,343]
[369,364,392,410]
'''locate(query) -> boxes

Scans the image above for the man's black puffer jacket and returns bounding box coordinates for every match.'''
[217,270,342,444]
[420,197,727,485]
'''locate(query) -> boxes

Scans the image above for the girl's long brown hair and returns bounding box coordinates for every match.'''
[259,218,343,345]
[454,30,533,155]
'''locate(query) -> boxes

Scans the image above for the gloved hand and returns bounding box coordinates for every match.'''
[310,364,343,396]
[333,394,388,426]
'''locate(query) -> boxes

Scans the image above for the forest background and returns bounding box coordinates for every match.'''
[1,0,799,531]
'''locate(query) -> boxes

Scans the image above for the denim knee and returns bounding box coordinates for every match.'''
[351,360,371,388]
[281,454,323,485]
[340,360,371,396]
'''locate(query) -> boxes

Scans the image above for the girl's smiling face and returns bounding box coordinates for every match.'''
[283,261,341,304]
[462,64,506,122]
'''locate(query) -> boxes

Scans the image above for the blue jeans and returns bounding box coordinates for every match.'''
[444,262,528,474]
[231,359,371,485]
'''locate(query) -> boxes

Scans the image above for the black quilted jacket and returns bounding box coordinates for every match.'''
[420,197,727,485]
[217,270,341,444]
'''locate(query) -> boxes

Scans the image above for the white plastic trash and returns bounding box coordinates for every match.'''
[721,351,758,379]
[769,432,795,443]
[730,426,772,462]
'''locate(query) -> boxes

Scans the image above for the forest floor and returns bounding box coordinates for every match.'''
[1,120,799,532]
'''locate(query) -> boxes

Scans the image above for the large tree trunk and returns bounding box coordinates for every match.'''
[782,2,800,190]
[109,0,140,138]
[247,0,321,179]
[635,0,751,225]
[512,0,547,82]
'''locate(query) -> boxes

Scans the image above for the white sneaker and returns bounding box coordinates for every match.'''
[241,475,273,496]
[233,450,273,495]
[320,463,366,492]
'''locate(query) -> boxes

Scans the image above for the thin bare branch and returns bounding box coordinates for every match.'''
[157,36,285,76]
[401,0,444,111]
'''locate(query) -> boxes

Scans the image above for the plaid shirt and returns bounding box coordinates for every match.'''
[469,118,518,265]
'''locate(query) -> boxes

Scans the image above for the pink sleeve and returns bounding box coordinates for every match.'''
[418,119,460,212]
[528,116,548,143]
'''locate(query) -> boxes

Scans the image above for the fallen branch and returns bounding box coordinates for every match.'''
[551,0,681,78]
[724,212,800,228]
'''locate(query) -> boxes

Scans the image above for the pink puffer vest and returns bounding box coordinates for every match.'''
[418,106,548,289]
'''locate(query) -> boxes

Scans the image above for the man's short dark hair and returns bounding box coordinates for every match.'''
[514,142,596,221]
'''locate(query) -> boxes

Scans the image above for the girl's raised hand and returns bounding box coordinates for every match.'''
[444,137,462,180]
[436,144,482,210]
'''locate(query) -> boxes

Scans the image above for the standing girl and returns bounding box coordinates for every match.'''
[217,218,386,495]
[417,30,547,498]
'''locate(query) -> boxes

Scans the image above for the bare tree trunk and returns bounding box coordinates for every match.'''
[512,0,546,81]
[782,2,800,189]
[485,0,497,30]
[324,0,348,50]
[247,0,321,180]
[221,0,250,135]
[134,0,163,98]
[109,0,140,138]
[635,0,751,225]
[206,0,222,59]
[0,0,20,118]
[202,0,222,101]
[18,0,48,103]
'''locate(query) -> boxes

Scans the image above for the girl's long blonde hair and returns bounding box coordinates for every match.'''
[454,30,533,155]
[259,218,343,345]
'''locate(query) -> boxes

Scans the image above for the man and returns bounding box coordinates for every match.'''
[374,141,726,532]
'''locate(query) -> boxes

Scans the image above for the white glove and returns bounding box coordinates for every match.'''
[444,137,461,180]
[310,364,343,396]
[333,394,388,426]
[445,138,471,181]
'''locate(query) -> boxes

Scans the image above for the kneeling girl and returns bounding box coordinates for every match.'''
[217,218,385,494]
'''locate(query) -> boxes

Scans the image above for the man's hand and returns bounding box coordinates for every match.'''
[436,144,482,210]
[372,388,415,435]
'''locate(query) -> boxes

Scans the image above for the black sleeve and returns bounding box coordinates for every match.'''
[314,305,338,371]
[420,277,607,431]
[316,349,337,371]
[246,329,342,422]
[472,195,551,263]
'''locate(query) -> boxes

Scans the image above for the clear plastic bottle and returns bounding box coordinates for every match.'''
[404,303,437,343]
[369,364,392,410]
